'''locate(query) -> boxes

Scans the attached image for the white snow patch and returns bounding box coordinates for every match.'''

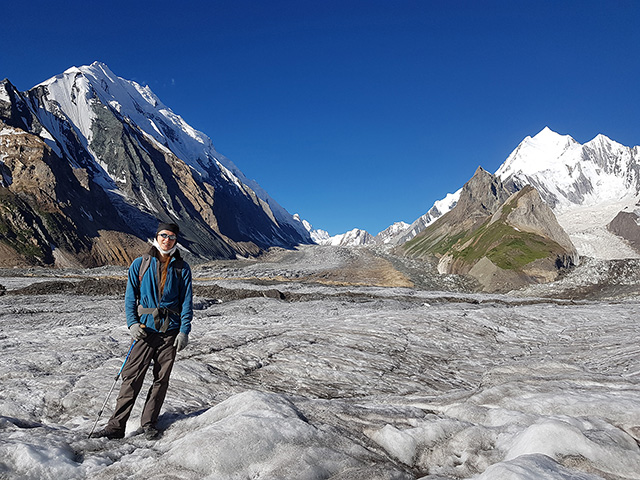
[0,126,22,136]
[140,189,158,213]
[0,86,10,103]
[153,391,366,478]
[476,454,604,480]
[496,127,581,180]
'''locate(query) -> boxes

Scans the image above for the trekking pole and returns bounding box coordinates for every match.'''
[88,340,137,438]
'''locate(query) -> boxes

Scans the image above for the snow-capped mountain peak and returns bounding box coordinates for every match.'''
[496,127,640,211]
[31,62,312,243]
[495,127,580,179]
[492,127,640,259]
[375,222,410,244]
[37,61,216,174]
[296,215,330,244]
[370,127,640,259]
[325,228,374,247]
[0,62,314,264]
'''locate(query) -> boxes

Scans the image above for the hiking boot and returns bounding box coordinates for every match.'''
[90,428,124,439]
[143,425,160,440]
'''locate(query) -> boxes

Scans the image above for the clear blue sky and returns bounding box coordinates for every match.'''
[2,0,639,236]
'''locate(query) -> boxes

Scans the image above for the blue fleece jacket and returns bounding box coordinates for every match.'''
[124,253,193,335]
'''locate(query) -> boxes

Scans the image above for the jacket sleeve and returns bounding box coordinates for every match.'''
[179,264,193,335]
[125,257,142,328]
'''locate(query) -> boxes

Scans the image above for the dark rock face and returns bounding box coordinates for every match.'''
[448,166,512,225]
[0,80,34,132]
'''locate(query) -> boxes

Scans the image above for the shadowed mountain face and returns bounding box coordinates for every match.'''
[401,168,578,292]
[0,64,312,267]
[608,208,640,254]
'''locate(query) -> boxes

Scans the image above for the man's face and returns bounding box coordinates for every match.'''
[157,230,177,250]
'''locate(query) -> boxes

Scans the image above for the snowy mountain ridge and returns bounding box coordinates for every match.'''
[497,126,640,212]
[38,62,223,179]
[0,62,313,266]
[375,221,411,244]
[320,228,374,247]
[309,222,411,247]
[35,62,309,240]
[333,127,640,257]
[295,215,331,244]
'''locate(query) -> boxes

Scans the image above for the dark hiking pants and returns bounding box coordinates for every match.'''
[106,331,178,433]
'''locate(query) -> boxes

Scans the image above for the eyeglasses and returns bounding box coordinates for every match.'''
[158,233,177,241]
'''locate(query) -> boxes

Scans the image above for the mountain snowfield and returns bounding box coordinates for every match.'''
[321,127,640,260]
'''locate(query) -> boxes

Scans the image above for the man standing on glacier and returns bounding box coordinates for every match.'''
[91,222,193,440]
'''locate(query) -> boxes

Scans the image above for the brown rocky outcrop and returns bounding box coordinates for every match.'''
[493,185,578,264]
[401,167,511,258]
[401,169,577,292]
[0,121,148,267]
[607,210,640,254]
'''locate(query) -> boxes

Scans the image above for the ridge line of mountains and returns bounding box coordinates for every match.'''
[0,62,313,267]
[2,62,640,292]
[313,127,640,257]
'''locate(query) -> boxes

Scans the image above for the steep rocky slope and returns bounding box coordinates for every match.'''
[0,115,147,267]
[607,208,640,254]
[0,64,312,267]
[400,167,511,259]
[400,168,578,292]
